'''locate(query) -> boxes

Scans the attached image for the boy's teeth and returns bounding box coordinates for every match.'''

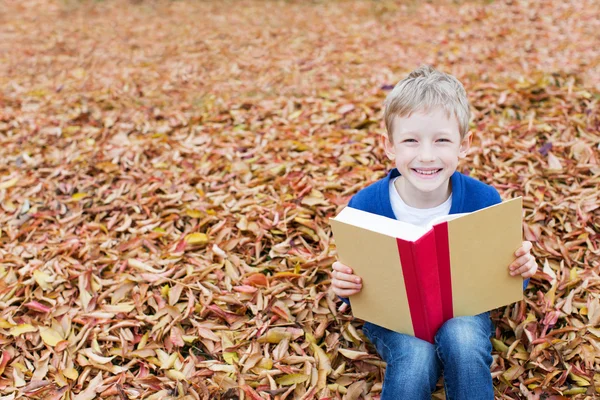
[415,169,440,175]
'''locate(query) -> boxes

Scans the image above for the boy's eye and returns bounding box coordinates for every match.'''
[437,138,451,143]
[403,139,417,143]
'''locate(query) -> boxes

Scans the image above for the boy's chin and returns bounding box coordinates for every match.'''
[406,176,451,192]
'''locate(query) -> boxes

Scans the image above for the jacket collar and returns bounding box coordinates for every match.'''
[382,168,463,218]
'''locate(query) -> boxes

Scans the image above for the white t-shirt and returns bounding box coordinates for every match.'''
[389,177,452,227]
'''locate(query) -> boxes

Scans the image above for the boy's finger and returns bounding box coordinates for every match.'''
[333,270,361,283]
[522,260,538,278]
[334,280,362,290]
[510,259,530,275]
[332,263,353,274]
[515,241,533,257]
[512,259,536,276]
[509,254,530,271]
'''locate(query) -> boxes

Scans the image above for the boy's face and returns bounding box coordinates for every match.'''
[384,107,471,207]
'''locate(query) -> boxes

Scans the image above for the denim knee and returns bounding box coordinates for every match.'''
[434,314,494,400]
[435,314,493,364]
[363,323,441,399]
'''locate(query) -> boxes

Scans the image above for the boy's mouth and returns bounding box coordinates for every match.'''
[412,168,443,177]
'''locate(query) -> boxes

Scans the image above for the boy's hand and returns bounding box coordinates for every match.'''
[509,241,537,278]
[331,261,363,297]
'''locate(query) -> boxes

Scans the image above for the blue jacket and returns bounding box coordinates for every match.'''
[339,168,529,305]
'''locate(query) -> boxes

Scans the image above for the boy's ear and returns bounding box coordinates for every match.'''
[459,132,472,158]
[382,133,395,160]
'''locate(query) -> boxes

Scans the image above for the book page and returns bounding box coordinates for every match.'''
[428,212,470,229]
[330,213,417,335]
[332,207,427,242]
[446,197,523,316]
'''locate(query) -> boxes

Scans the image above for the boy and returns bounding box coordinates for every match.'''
[331,66,537,400]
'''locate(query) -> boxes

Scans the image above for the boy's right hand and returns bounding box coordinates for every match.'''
[331,261,363,297]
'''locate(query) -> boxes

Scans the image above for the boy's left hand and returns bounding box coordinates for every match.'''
[509,241,537,278]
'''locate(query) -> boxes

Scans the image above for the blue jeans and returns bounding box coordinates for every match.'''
[362,312,494,400]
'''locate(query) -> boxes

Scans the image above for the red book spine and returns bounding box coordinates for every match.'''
[433,222,454,323]
[396,230,444,344]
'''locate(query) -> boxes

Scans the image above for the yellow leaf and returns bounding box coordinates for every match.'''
[182,335,197,343]
[569,373,591,386]
[338,348,370,360]
[137,332,149,350]
[33,270,53,291]
[0,318,14,329]
[563,387,588,395]
[39,326,64,347]
[502,365,525,381]
[10,324,37,336]
[276,374,309,386]
[13,362,28,373]
[55,371,69,388]
[0,178,18,190]
[62,368,79,380]
[160,353,178,370]
[184,232,208,245]
[328,383,348,394]
[257,358,273,370]
[259,329,292,344]
[71,193,88,201]
[186,209,203,218]
[161,284,170,298]
[166,369,187,381]
[311,342,332,374]
[491,338,509,353]
[223,352,239,365]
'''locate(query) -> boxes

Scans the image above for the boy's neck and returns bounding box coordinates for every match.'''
[394,176,452,209]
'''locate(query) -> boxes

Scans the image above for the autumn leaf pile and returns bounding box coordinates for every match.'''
[0,1,599,399]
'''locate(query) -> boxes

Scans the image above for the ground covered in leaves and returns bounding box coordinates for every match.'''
[0,0,599,399]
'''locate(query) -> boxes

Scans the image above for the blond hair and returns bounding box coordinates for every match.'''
[383,65,470,138]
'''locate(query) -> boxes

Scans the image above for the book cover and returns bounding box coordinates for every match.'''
[330,197,523,343]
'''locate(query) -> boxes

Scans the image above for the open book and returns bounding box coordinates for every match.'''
[330,197,523,343]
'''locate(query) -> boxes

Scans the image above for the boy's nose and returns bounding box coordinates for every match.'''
[418,148,435,162]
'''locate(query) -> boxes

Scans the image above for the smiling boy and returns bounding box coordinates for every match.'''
[331,66,537,399]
